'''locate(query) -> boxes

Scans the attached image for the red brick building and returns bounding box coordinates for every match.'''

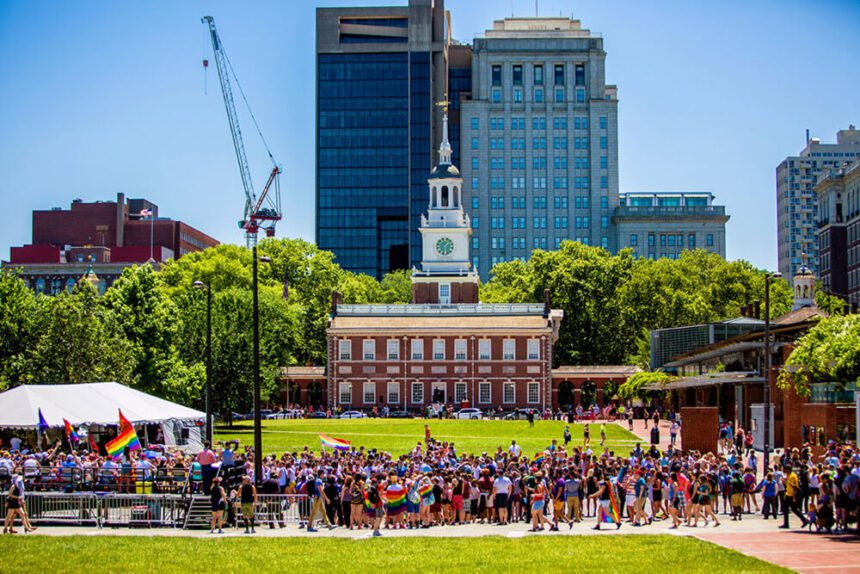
[3,193,218,294]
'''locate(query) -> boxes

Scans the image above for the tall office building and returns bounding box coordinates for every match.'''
[776,126,860,279]
[316,0,453,279]
[460,17,619,279]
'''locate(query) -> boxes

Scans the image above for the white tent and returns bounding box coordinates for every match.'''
[0,382,204,429]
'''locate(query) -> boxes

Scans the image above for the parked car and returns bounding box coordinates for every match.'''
[453,407,482,420]
[389,410,413,419]
[503,408,532,421]
[340,410,368,419]
[308,411,329,419]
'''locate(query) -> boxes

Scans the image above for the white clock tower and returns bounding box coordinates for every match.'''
[412,111,479,305]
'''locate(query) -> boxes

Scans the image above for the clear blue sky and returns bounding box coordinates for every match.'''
[1,0,858,271]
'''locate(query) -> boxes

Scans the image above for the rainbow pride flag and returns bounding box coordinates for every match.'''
[418,483,433,499]
[601,481,622,524]
[63,419,79,443]
[532,452,546,466]
[385,484,407,514]
[105,410,141,459]
[320,434,350,452]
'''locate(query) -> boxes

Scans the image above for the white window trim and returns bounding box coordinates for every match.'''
[411,339,424,360]
[503,339,516,360]
[454,339,467,360]
[339,383,352,405]
[363,382,375,405]
[478,381,491,404]
[411,382,424,404]
[454,382,467,403]
[527,339,540,360]
[433,339,445,360]
[527,381,540,404]
[478,339,491,360]
[339,339,351,361]
[363,339,375,360]
[387,382,400,404]
[503,382,515,404]
[387,339,399,361]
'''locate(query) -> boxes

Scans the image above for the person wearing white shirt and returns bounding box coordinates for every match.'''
[493,474,513,525]
[508,441,522,459]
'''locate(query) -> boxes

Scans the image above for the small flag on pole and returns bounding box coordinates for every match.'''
[88,433,99,454]
[319,434,350,452]
[63,419,79,443]
[105,410,142,459]
[38,408,50,432]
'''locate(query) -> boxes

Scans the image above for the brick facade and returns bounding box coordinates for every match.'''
[680,407,718,454]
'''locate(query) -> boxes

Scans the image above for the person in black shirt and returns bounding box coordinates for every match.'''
[239,475,257,534]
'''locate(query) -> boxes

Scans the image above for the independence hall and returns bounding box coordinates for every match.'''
[283,115,635,411]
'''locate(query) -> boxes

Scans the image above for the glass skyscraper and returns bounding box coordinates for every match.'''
[316,0,450,279]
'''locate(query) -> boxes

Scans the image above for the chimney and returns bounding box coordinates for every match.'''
[115,192,125,247]
[543,288,551,318]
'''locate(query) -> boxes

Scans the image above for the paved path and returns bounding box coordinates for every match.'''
[696,530,860,574]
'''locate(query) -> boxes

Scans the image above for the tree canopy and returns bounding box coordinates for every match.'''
[778,314,860,397]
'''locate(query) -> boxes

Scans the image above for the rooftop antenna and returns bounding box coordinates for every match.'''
[805,128,810,145]
[535,0,538,16]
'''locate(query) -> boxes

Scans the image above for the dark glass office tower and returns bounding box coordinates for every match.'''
[316,0,453,279]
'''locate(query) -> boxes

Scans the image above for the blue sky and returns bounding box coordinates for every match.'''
[1,0,858,271]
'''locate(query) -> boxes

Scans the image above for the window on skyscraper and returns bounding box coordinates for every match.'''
[514,88,523,103]
[707,234,714,246]
[600,136,607,149]
[600,116,608,129]
[534,64,544,85]
[534,88,543,103]
[575,64,586,86]
[555,88,564,103]
[601,216,608,229]
[630,234,638,247]
[600,156,608,169]
[600,196,608,209]
[492,89,501,103]
[513,65,523,86]
[575,87,585,103]
[492,65,502,86]
[688,234,696,248]
[554,64,564,85]
[601,237,608,249]
[471,117,479,130]
[471,137,479,150]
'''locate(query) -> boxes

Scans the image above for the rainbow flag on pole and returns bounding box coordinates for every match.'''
[105,410,141,459]
[532,452,546,466]
[63,419,79,443]
[319,434,350,452]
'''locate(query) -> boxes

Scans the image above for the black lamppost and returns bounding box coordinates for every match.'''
[762,271,782,473]
[193,280,213,443]
[252,248,271,485]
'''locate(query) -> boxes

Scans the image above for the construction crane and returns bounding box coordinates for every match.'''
[202,15,281,248]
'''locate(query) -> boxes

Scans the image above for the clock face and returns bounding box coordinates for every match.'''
[435,237,454,256]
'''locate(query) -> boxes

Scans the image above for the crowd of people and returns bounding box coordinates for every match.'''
[2,422,859,537]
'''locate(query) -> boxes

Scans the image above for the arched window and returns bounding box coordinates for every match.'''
[432,186,437,207]
[453,186,459,207]
[441,186,449,207]
[65,278,76,292]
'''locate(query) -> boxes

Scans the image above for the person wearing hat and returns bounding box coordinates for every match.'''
[239,475,257,534]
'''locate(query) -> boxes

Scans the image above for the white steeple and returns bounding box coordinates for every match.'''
[792,252,816,310]
[438,112,453,166]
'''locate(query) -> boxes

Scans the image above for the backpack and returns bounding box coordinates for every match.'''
[367,486,380,504]
[306,478,318,497]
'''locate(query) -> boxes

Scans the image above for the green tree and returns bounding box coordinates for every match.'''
[778,314,860,397]
[24,281,134,384]
[618,371,670,400]
[0,270,39,388]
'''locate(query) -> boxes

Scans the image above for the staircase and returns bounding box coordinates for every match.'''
[182,495,212,530]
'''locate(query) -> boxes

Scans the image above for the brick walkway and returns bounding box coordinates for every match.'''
[696,531,860,574]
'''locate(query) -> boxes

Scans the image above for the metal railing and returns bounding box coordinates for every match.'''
[0,492,311,529]
[21,467,194,495]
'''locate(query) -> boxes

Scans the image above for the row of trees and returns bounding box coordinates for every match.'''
[0,238,411,418]
[5,238,843,412]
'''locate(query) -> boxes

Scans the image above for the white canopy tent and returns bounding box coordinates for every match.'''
[0,382,205,450]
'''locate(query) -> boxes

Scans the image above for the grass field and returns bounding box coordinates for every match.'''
[0,535,787,573]
[213,419,642,456]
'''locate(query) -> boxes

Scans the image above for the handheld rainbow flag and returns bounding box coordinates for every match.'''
[602,481,622,524]
[385,484,407,515]
[105,410,141,459]
[63,419,79,443]
[319,434,350,452]
[532,452,546,466]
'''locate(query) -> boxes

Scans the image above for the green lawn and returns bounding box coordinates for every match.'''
[214,419,643,457]
[0,535,787,573]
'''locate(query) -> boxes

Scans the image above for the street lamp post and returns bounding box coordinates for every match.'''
[252,248,271,486]
[193,280,213,444]
[762,271,782,473]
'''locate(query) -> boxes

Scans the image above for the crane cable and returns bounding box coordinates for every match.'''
[221,45,278,171]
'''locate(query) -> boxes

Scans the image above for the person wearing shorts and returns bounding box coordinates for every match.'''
[493,473,512,525]
[238,475,257,534]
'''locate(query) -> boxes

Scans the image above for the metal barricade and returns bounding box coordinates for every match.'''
[1,493,99,526]
[234,494,309,528]
[98,494,185,528]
